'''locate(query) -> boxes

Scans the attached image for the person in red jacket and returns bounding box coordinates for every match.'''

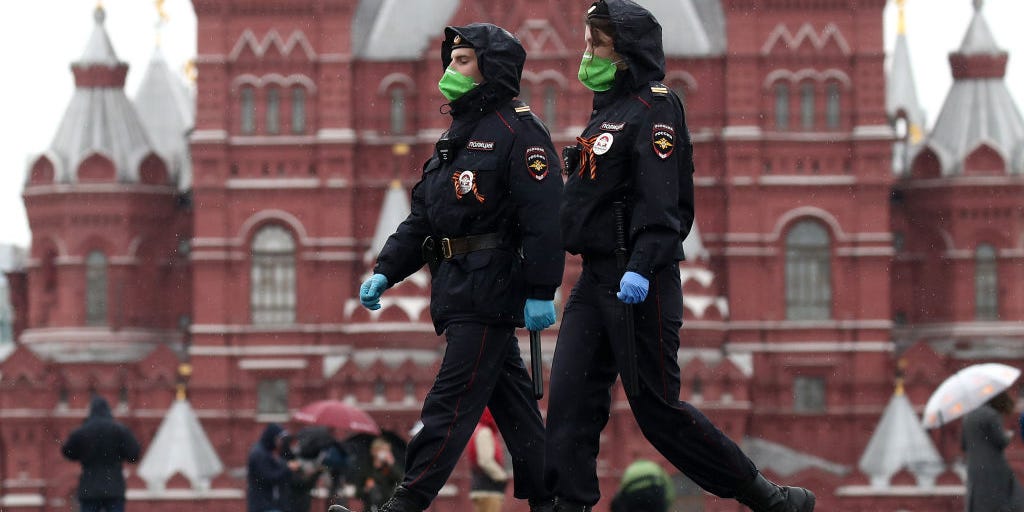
[467,408,509,512]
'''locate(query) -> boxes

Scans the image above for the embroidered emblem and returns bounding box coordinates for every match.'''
[452,170,485,203]
[467,140,495,151]
[599,121,626,132]
[592,133,614,155]
[525,147,549,181]
[651,123,676,160]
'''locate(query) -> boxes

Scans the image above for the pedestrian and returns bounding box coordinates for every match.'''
[962,390,1024,511]
[281,432,323,512]
[248,423,301,512]
[61,395,141,512]
[468,408,509,512]
[356,438,403,512]
[546,2,815,511]
[609,460,673,512]
[346,21,564,512]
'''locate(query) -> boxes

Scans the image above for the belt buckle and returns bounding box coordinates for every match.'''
[440,238,453,259]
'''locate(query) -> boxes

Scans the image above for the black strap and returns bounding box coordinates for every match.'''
[440,232,504,259]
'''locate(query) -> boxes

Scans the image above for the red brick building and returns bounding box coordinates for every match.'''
[3,0,1024,511]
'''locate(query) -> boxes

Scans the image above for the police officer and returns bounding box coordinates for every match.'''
[346,23,563,512]
[546,2,815,512]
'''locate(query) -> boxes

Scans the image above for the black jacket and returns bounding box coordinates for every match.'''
[61,396,141,500]
[247,423,292,512]
[560,0,695,279]
[374,23,564,334]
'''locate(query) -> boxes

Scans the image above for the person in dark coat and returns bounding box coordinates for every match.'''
[281,433,323,512]
[351,21,562,512]
[546,2,815,512]
[61,395,141,512]
[248,423,300,512]
[963,390,1024,512]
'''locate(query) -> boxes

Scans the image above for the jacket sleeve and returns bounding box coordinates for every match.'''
[473,427,508,481]
[61,430,82,461]
[626,91,695,278]
[120,424,142,464]
[508,119,564,299]
[373,167,434,286]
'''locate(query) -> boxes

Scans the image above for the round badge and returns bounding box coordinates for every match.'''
[457,170,475,195]
[592,132,614,155]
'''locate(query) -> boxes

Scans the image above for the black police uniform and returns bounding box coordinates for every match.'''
[546,0,758,508]
[372,24,563,511]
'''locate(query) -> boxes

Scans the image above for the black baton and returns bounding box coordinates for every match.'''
[530,330,544,399]
[613,201,640,398]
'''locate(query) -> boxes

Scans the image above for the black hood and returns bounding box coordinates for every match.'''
[259,423,284,451]
[84,395,113,423]
[603,0,666,89]
[441,23,525,100]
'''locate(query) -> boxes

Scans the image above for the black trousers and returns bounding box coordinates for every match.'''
[401,322,549,509]
[545,258,757,506]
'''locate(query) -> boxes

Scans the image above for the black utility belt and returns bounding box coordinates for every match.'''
[422,232,505,262]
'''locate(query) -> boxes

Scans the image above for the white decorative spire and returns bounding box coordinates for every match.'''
[137,400,224,491]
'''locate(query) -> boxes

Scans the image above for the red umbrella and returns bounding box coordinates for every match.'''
[293,400,381,436]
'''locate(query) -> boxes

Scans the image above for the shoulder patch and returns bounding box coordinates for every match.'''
[525,146,550,181]
[650,86,669,95]
[651,123,676,160]
[514,104,533,120]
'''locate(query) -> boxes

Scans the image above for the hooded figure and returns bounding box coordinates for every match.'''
[247,423,294,512]
[548,2,814,512]
[355,21,561,512]
[61,395,141,511]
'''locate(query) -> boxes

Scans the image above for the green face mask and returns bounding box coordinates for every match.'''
[438,67,478,101]
[577,52,618,92]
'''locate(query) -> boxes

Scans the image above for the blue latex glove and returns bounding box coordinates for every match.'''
[359,274,389,310]
[616,271,649,304]
[524,298,557,331]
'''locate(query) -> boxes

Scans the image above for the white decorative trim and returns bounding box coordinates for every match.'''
[225,178,320,189]
[229,29,317,61]
[126,489,246,500]
[190,130,229,142]
[663,70,699,92]
[835,485,964,497]
[762,68,852,89]
[728,319,893,330]
[0,494,45,506]
[23,183,175,196]
[239,358,308,370]
[229,135,318,145]
[721,125,763,138]
[237,210,309,245]
[759,175,857,186]
[761,22,851,55]
[191,344,352,356]
[230,73,318,92]
[836,246,895,257]
[377,73,417,95]
[301,251,359,261]
[852,124,896,139]
[521,69,571,88]
[316,128,358,143]
[726,341,893,353]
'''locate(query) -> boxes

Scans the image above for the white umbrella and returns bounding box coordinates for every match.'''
[922,363,1021,429]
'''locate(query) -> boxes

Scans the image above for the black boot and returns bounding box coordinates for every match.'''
[736,473,815,512]
[328,486,421,512]
[529,497,556,512]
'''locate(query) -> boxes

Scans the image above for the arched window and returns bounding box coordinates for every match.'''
[825,82,841,129]
[250,225,296,324]
[975,244,998,320]
[800,82,815,130]
[390,87,407,135]
[785,221,831,320]
[291,87,306,134]
[240,86,256,134]
[543,85,558,130]
[266,87,281,134]
[85,250,108,326]
[774,82,790,130]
